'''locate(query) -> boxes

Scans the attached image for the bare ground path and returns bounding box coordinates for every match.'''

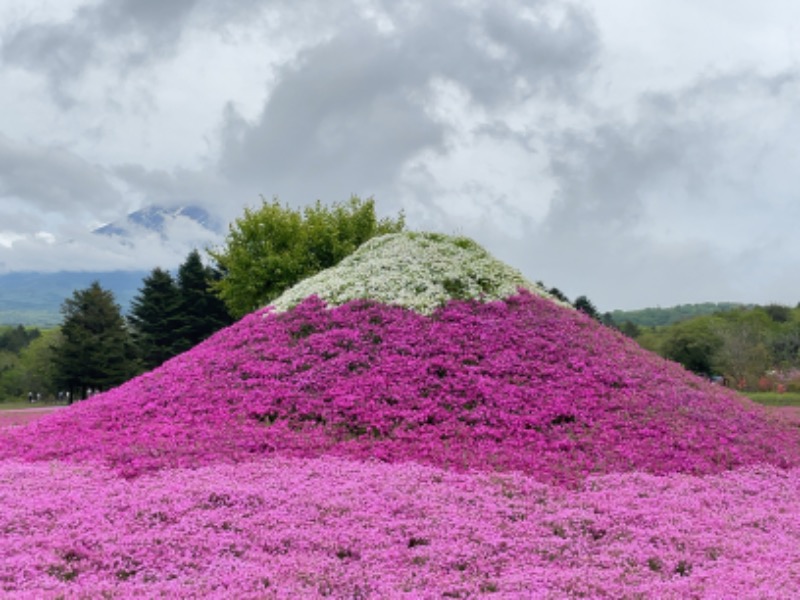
[0,405,65,428]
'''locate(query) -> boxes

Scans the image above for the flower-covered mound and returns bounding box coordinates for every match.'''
[269,232,560,314]
[2,292,798,486]
[1,457,799,598]
[3,287,800,596]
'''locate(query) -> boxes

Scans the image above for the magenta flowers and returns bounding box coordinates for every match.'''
[0,292,800,484]
[1,289,800,596]
[2,292,798,484]
[1,458,799,598]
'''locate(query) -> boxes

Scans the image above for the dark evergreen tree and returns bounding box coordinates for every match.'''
[619,320,642,339]
[0,325,40,353]
[601,312,617,328]
[53,282,138,400]
[573,295,601,321]
[547,287,570,303]
[763,303,791,323]
[173,250,233,354]
[128,268,182,370]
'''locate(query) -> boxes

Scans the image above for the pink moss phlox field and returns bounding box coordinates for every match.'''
[1,291,799,485]
[0,457,799,598]
[3,290,800,597]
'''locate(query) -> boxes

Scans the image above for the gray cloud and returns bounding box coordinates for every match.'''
[219,0,599,206]
[0,0,352,108]
[218,29,447,204]
[544,121,695,235]
[0,227,215,273]
[515,68,800,309]
[1,0,220,107]
[0,135,122,221]
[480,0,598,98]
[3,0,799,310]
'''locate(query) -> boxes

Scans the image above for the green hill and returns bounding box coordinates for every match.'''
[0,271,146,327]
[611,302,747,328]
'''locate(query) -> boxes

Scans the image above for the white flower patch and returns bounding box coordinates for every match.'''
[269,232,564,315]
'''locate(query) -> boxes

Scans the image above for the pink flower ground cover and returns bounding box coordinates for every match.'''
[1,291,800,597]
[1,457,799,598]
[1,292,797,483]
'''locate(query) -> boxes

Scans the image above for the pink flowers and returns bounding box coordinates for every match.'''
[1,292,797,484]
[0,457,799,597]
[0,290,799,595]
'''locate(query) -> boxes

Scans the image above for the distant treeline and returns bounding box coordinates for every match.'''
[616,303,800,392]
[535,288,800,392]
[0,271,147,328]
[610,303,748,328]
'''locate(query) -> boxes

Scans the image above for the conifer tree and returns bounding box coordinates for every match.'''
[128,268,182,370]
[173,250,233,354]
[573,295,601,321]
[53,281,137,399]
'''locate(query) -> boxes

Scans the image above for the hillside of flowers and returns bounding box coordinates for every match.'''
[1,232,800,596]
[2,291,799,485]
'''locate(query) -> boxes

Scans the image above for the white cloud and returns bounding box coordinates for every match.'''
[0,232,25,249]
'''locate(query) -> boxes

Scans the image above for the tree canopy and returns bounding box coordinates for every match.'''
[128,253,234,368]
[0,329,60,402]
[128,267,183,370]
[0,325,40,354]
[621,303,800,390]
[173,250,233,354]
[209,196,405,317]
[660,316,724,377]
[53,282,137,399]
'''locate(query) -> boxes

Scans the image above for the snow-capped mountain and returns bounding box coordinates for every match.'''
[93,205,223,238]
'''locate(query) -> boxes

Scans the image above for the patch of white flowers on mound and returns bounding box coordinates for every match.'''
[269,232,563,315]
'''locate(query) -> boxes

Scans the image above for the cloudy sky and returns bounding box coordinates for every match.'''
[1,0,799,310]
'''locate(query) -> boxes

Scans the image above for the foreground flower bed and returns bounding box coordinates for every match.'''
[0,457,798,598]
[1,293,798,484]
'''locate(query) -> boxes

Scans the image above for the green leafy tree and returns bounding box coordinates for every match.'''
[618,320,642,339]
[770,321,800,368]
[763,303,792,323]
[209,196,405,317]
[661,316,724,377]
[53,282,138,400]
[0,350,20,401]
[14,330,61,400]
[173,250,234,354]
[712,310,773,388]
[128,267,183,370]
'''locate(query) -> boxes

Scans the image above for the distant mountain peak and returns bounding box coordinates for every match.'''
[93,204,222,238]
